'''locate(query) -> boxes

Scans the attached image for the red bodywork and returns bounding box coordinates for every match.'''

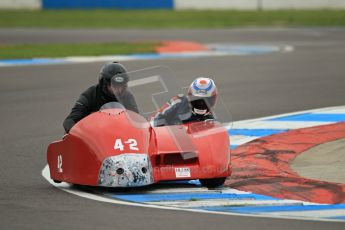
[47,108,231,187]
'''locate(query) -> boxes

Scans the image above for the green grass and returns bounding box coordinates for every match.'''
[1,9,344,60]
[0,42,160,59]
[0,9,345,28]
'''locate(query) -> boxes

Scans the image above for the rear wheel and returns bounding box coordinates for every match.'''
[53,179,62,183]
[199,177,226,188]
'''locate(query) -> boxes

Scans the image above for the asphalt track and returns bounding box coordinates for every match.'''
[1,28,345,229]
[292,138,345,184]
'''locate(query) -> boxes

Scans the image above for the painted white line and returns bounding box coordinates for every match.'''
[267,209,345,218]
[230,105,345,125]
[227,105,345,130]
[232,121,332,130]
[64,55,136,63]
[311,108,345,114]
[0,44,295,67]
[282,45,295,53]
[104,187,253,195]
[230,135,260,146]
[147,199,304,208]
[41,165,342,222]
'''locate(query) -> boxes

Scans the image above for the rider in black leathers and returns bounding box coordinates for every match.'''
[63,62,139,133]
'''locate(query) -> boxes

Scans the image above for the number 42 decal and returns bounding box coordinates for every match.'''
[114,138,139,151]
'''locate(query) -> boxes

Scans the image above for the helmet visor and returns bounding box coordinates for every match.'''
[189,96,216,112]
[111,74,129,86]
[109,74,128,96]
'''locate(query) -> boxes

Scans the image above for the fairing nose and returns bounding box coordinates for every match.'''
[98,154,153,187]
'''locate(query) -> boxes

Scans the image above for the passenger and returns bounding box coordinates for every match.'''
[151,77,218,126]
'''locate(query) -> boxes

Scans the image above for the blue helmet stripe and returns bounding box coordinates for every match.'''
[192,79,213,93]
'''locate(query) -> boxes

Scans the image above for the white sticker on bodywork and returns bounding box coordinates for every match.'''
[175,168,191,178]
[57,154,63,173]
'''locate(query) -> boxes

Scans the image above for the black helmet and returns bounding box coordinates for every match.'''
[99,62,129,97]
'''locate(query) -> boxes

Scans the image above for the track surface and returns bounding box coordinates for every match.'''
[1,28,345,229]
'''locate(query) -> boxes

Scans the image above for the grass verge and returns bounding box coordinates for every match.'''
[0,9,344,28]
[0,42,160,60]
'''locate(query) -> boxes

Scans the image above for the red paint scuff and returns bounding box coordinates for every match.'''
[226,122,345,204]
[156,41,209,53]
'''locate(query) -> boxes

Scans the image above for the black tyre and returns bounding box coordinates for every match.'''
[199,177,226,188]
[53,179,62,183]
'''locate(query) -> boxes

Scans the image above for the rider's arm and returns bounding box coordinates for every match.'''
[150,101,173,127]
[151,96,190,126]
[63,94,90,133]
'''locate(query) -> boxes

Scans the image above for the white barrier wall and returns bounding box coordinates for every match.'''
[175,0,345,10]
[0,0,41,9]
[175,0,258,10]
[262,0,345,10]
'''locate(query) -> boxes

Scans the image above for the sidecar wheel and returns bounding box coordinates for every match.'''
[199,177,226,188]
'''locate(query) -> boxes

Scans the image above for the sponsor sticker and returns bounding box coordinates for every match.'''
[175,167,191,178]
[57,154,63,173]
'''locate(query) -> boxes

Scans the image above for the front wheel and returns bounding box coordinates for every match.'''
[199,177,226,188]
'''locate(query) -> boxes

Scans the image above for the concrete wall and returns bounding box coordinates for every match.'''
[175,0,345,10]
[175,0,259,10]
[0,0,41,9]
[262,0,345,10]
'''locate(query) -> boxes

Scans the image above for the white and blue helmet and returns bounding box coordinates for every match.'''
[188,77,218,115]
